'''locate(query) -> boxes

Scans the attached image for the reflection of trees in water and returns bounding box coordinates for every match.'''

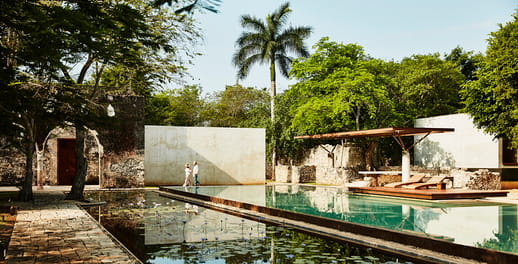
[477,228,518,253]
[267,186,443,234]
[411,207,442,233]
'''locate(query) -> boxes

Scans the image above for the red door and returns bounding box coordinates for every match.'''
[58,138,76,185]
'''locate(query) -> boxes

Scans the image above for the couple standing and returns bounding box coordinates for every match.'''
[183,161,200,187]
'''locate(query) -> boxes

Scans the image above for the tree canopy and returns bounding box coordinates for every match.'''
[287,37,401,135]
[461,11,518,148]
[0,0,203,200]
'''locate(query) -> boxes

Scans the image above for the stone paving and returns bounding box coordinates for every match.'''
[4,189,141,264]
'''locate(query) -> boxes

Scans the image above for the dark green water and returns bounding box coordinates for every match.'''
[85,190,412,264]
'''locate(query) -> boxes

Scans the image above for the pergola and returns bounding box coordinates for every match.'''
[294,127,454,182]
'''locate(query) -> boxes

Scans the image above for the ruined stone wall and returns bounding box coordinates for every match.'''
[449,169,501,190]
[0,95,144,189]
[0,146,25,186]
[276,143,363,185]
[97,95,144,188]
[296,144,364,169]
[275,165,317,184]
[41,127,101,185]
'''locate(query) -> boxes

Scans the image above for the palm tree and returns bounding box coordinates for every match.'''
[232,2,312,178]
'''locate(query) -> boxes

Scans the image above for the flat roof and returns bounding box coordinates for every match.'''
[294,127,454,139]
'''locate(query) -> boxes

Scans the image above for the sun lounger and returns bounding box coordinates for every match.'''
[402,175,448,190]
[384,174,426,188]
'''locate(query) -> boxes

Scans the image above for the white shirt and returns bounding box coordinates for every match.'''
[193,164,199,174]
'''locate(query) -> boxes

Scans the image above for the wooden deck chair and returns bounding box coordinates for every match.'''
[384,174,426,188]
[402,175,447,190]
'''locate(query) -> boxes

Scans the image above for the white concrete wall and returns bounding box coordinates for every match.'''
[414,113,499,169]
[145,126,265,185]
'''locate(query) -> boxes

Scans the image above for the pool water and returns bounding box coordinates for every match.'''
[84,190,412,264]
[173,185,518,254]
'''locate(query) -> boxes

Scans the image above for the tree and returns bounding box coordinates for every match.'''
[394,54,465,119]
[0,82,98,201]
[1,0,196,200]
[461,12,518,148]
[153,0,221,14]
[145,85,206,126]
[98,0,203,96]
[0,0,110,200]
[445,46,483,82]
[232,2,312,176]
[285,38,402,169]
[204,84,270,127]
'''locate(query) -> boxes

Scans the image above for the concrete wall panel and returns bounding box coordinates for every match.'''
[145,126,265,185]
[414,113,499,169]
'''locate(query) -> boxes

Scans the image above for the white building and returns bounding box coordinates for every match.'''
[414,113,518,180]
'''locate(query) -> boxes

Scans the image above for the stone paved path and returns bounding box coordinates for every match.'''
[5,190,140,264]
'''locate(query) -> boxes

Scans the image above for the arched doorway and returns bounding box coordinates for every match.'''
[41,126,103,186]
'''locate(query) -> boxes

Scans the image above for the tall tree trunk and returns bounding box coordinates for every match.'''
[19,144,35,201]
[66,127,87,200]
[270,60,277,180]
[365,141,377,171]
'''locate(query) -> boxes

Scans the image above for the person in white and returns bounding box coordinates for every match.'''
[192,161,200,186]
[183,163,192,187]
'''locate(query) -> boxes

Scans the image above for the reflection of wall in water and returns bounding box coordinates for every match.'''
[143,202,266,245]
[190,185,267,206]
[415,205,518,246]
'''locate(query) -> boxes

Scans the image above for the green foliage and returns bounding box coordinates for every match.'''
[145,85,205,126]
[287,38,401,135]
[153,0,221,14]
[477,227,518,253]
[394,54,465,119]
[203,84,270,128]
[98,0,203,95]
[445,46,483,82]
[1,0,194,200]
[232,2,312,81]
[461,12,518,148]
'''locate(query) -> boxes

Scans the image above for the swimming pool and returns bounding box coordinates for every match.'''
[84,190,411,264]
[170,184,518,255]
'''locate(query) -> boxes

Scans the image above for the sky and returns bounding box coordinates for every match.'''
[178,0,517,94]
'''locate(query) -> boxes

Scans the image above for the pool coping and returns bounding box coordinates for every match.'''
[158,186,518,264]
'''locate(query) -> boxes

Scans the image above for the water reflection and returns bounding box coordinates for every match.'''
[85,190,411,264]
[175,185,518,254]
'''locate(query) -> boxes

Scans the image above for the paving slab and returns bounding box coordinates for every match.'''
[4,188,141,264]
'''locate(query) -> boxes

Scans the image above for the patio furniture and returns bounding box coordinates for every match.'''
[384,174,426,188]
[402,175,448,190]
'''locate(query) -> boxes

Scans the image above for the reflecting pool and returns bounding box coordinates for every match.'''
[173,185,518,255]
[84,190,412,264]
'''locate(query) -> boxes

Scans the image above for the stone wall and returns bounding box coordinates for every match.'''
[97,95,145,188]
[41,127,101,185]
[0,145,24,186]
[276,143,364,185]
[450,169,501,190]
[295,143,365,169]
[0,95,145,189]
[275,165,317,184]
[316,167,358,185]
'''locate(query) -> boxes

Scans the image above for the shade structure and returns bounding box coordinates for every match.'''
[294,127,454,140]
[294,127,455,181]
